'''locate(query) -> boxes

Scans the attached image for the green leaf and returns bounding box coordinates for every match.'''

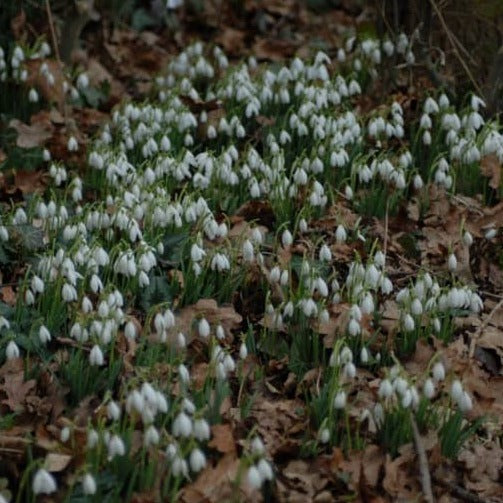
[131,8,157,31]
[138,275,174,311]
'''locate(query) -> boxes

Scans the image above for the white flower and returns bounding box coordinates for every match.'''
[60,427,70,442]
[333,390,347,409]
[432,362,445,381]
[335,225,347,244]
[360,347,369,364]
[198,318,210,338]
[194,418,210,441]
[257,459,274,481]
[242,239,254,262]
[144,425,160,446]
[190,243,206,262]
[450,379,464,402]
[448,253,457,272]
[348,318,361,336]
[402,313,415,332]
[423,378,435,399]
[89,345,104,366]
[125,321,137,340]
[82,473,97,495]
[410,298,423,316]
[281,229,293,247]
[239,342,248,359]
[6,341,20,360]
[108,434,126,458]
[251,436,265,455]
[39,325,51,344]
[458,391,473,412]
[319,427,330,443]
[28,88,39,103]
[378,379,393,398]
[247,466,262,490]
[107,401,121,421]
[173,412,192,437]
[67,136,78,152]
[319,244,332,262]
[189,448,206,472]
[32,468,57,494]
[462,231,473,247]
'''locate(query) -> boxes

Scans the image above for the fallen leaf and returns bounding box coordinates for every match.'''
[1,371,37,412]
[8,119,53,149]
[44,452,72,472]
[208,423,236,455]
[480,154,502,190]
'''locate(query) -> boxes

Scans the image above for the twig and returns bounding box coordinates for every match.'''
[44,0,62,70]
[45,0,67,120]
[469,297,503,358]
[428,0,483,97]
[383,197,389,264]
[411,415,435,503]
[433,475,491,503]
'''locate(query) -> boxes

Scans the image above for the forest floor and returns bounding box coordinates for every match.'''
[0,2,503,502]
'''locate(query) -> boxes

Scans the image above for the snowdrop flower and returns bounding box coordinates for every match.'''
[67,136,78,152]
[198,317,210,338]
[360,347,369,364]
[242,239,254,262]
[239,342,248,359]
[32,468,57,494]
[82,473,97,495]
[108,434,126,459]
[333,390,347,409]
[463,231,473,247]
[194,418,210,441]
[378,379,393,398]
[107,401,121,421]
[335,225,347,243]
[459,391,473,412]
[448,253,457,272]
[485,228,497,240]
[450,379,464,402]
[251,436,265,455]
[281,229,293,247]
[173,412,192,437]
[257,459,274,482]
[247,466,262,490]
[319,244,332,262]
[6,341,20,360]
[89,345,104,366]
[39,325,51,344]
[348,318,361,336]
[28,88,39,103]
[189,448,206,472]
[144,425,160,446]
[423,378,436,399]
[402,313,415,332]
[319,427,330,443]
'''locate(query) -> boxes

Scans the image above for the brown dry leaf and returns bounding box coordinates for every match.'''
[252,38,297,61]
[480,154,502,189]
[208,423,236,455]
[14,169,48,194]
[44,452,72,472]
[0,286,16,306]
[174,299,242,342]
[9,119,53,149]
[277,459,330,502]
[1,371,36,412]
[251,398,306,457]
[215,27,247,55]
[382,445,418,500]
[179,453,251,503]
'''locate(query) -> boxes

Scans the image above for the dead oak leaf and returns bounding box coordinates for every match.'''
[8,119,53,149]
[208,423,236,455]
[1,371,36,412]
[480,154,502,190]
